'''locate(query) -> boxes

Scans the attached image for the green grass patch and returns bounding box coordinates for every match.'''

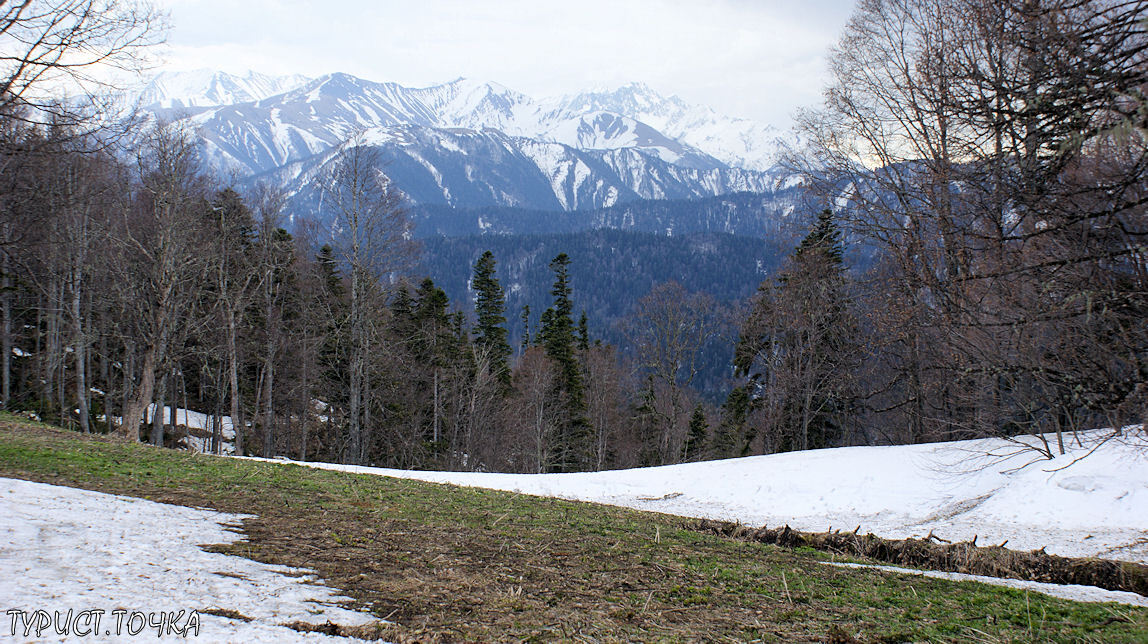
[0,413,1144,642]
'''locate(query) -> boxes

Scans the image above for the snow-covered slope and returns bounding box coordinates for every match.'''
[269,124,786,217]
[260,430,1148,568]
[0,478,377,642]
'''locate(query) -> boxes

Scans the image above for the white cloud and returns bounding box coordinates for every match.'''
[149,0,856,128]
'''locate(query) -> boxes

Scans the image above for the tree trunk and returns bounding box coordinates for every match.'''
[215,380,225,454]
[1,249,11,410]
[151,371,165,446]
[70,264,90,433]
[99,327,110,430]
[262,346,274,458]
[348,267,363,465]
[227,308,244,455]
[120,343,157,442]
[300,347,311,462]
[432,368,440,443]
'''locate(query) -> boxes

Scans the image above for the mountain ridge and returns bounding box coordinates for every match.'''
[133,70,795,214]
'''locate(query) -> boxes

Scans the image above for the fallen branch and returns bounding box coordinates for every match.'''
[693,519,1148,597]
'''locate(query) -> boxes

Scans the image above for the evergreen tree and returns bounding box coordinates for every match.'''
[414,278,457,364]
[735,210,856,452]
[713,385,752,458]
[538,253,589,471]
[412,278,461,455]
[577,311,589,353]
[520,304,531,351]
[316,244,345,299]
[471,250,511,387]
[795,209,844,266]
[389,284,414,332]
[682,403,708,462]
[540,254,582,401]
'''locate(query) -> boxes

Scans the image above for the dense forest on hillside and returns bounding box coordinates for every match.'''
[420,229,792,396]
[407,191,807,238]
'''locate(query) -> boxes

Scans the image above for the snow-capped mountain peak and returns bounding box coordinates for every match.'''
[135,70,790,213]
[135,69,312,111]
[548,83,783,171]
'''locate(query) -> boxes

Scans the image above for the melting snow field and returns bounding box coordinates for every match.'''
[270,431,1148,564]
[1,430,1144,644]
[253,430,1148,606]
[0,479,377,642]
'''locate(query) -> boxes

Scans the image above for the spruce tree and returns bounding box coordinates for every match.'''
[412,278,462,453]
[683,403,709,462]
[734,209,856,452]
[577,311,589,353]
[520,304,531,351]
[538,253,589,471]
[471,250,511,387]
[713,385,752,458]
[795,209,845,266]
[316,244,345,299]
[540,253,581,400]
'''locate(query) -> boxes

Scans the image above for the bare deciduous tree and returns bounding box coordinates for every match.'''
[624,281,725,463]
[796,0,1148,452]
[0,0,165,126]
[116,122,208,440]
[323,136,414,464]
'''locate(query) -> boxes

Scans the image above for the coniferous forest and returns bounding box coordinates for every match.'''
[1,0,1144,474]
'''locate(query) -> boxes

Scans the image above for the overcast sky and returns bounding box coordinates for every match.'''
[149,0,857,130]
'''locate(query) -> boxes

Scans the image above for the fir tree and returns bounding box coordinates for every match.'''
[539,253,589,471]
[734,209,856,452]
[520,304,531,351]
[795,209,844,266]
[412,278,463,452]
[414,278,455,361]
[540,254,581,400]
[682,403,709,462]
[713,385,752,458]
[471,250,511,387]
[577,311,589,353]
[316,244,345,299]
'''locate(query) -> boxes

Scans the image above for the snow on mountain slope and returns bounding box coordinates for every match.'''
[186,73,444,176]
[0,478,377,642]
[137,71,788,211]
[252,430,1148,569]
[263,124,783,216]
[412,77,535,133]
[546,82,785,171]
[136,69,312,111]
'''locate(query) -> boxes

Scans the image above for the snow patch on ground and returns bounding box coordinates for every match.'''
[825,562,1148,607]
[144,405,237,455]
[0,478,378,642]
[145,405,234,438]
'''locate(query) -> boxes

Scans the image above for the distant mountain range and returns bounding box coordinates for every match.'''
[131,70,857,392]
[134,70,798,217]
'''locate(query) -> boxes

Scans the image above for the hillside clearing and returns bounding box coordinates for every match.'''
[1,417,1145,642]
[270,429,1148,566]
